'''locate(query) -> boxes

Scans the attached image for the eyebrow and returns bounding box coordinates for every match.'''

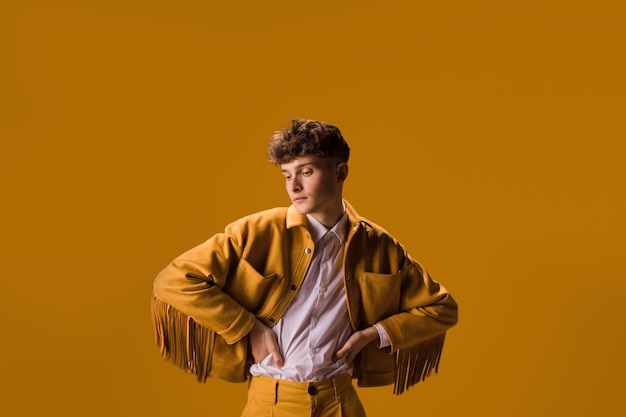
[281,162,315,173]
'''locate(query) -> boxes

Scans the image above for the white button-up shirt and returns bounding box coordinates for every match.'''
[250,211,354,381]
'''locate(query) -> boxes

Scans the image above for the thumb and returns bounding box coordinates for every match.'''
[336,346,355,366]
[335,341,350,359]
[336,348,345,359]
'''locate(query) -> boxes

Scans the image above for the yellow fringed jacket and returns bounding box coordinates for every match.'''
[151,201,458,394]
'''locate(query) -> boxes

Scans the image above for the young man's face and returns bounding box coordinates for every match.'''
[280,155,347,227]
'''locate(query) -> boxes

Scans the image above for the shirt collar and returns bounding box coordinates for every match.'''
[306,204,348,245]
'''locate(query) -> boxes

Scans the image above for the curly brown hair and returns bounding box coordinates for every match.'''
[267,119,350,164]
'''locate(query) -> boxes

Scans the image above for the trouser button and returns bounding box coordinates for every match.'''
[307,386,318,395]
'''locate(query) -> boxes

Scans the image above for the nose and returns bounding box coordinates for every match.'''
[290,177,302,193]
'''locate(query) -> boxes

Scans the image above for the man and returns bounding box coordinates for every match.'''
[151,119,458,416]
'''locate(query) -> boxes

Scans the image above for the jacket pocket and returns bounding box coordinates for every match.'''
[358,271,401,324]
[224,258,280,314]
[210,333,250,383]
[355,343,395,382]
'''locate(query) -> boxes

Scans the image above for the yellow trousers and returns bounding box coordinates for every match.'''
[240,374,367,417]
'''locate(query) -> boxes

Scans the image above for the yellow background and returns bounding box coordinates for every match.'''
[1,1,624,416]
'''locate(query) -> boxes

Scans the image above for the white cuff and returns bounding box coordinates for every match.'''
[373,323,391,348]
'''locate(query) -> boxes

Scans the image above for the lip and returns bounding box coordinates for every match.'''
[292,197,306,203]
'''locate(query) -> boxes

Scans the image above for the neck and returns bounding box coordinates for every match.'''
[311,201,344,229]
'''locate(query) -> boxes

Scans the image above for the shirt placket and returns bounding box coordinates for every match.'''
[308,233,336,371]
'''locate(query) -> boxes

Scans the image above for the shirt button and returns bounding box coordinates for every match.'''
[305,248,312,254]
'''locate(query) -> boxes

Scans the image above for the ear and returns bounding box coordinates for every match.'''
[336,162,348,183]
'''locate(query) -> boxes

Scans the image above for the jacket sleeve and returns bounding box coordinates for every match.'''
[374,253,458,394]
[377,253,458,352]
[152,221,256,345]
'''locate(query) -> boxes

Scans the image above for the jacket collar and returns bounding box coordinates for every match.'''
[286,205,308,229]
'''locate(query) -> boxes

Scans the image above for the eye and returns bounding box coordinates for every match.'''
[302,169,312,176]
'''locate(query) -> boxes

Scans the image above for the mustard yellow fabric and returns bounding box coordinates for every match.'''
[242,374,365,417]
[151,200,458,394]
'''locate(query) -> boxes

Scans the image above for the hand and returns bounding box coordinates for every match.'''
[335,326,379,366]
[248,319,283,367]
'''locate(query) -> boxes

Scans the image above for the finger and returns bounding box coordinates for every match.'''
[268,341,284,367]
[346,351,356,366]
[271,350,284,368]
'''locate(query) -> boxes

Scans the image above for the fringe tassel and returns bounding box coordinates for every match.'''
[394,333,446,395]
[151,294,214,382]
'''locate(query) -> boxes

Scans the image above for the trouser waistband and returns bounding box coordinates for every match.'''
[249,373,354,401]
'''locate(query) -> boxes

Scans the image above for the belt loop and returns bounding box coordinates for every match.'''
[274,380,279,405]
[332,376,339,402]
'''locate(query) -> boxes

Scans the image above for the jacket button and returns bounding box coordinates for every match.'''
[268,317,275,323]
[290,284,297,290]
[305,248,312,254]
[345,275,351,280]
[307,386,318,395]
